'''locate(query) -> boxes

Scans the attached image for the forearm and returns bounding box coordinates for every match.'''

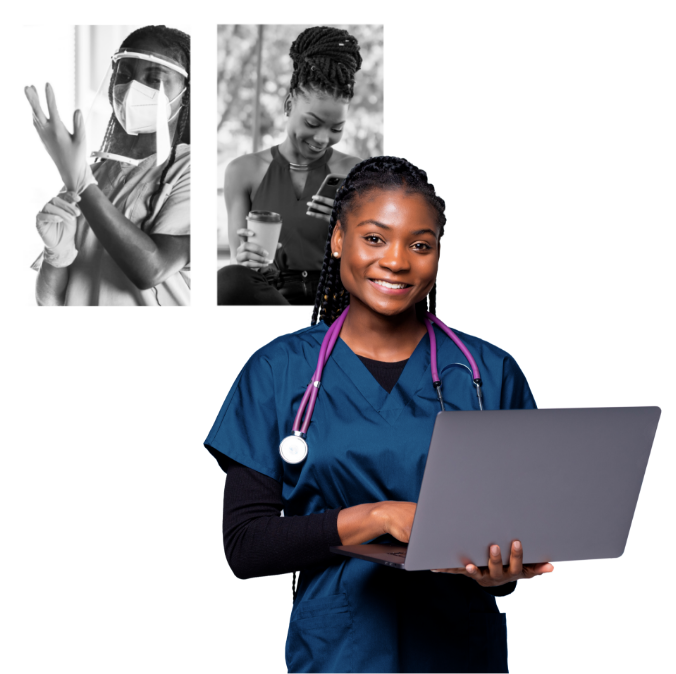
[36,262,68,305]
[226,215,248,267]
[227,220,242,263]
[226,508,342,579]
[78,184,175,289]
[223,460,342,579]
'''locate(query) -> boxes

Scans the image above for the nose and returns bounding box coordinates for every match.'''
[312,129,330,146]
[379,240,410,273]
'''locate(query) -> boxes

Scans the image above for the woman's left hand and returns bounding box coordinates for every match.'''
[24,83,96,195]
[432,540,554,587]
[306,195,335,222]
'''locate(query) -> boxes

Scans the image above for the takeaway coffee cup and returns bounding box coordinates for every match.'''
[246,210,282,269]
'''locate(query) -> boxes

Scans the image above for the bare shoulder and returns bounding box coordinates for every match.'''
[329,150,363,176]
[225,148,273,191]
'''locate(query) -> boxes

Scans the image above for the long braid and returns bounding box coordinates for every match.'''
[140,95,190,230]
[289,26,362,100]
[311,156,447,326]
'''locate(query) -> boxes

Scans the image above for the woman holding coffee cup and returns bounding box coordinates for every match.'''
[218,26,363,305]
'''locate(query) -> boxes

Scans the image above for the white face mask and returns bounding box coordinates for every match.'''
[113,80,185,135]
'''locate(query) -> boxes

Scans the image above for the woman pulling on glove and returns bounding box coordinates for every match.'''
[25,25,191,306]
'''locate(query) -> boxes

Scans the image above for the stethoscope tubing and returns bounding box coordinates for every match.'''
[293,307,483,437]
[292,307,351,435]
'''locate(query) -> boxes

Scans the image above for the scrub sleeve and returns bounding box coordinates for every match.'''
[206,344,285,482]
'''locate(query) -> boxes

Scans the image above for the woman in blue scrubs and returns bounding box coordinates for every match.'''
[205,156,553,673]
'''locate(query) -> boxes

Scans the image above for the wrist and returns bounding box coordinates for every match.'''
[80,164,97,195]
[43,245,77,268]
[369,501,392,538]
[337,502,387,545]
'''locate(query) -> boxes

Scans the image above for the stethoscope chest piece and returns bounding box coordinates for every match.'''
[280,433,308,464]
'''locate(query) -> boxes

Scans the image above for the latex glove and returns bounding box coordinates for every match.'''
[25,83,97,195]
[37,191,81,268]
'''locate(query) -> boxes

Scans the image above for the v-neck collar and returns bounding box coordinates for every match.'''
[331,330,431,425]
[271,144,333,203]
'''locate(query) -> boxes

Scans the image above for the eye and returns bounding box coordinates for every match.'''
[305,121,319,129]
[364,234,384,244]
[331,127,344,134]
[412,241,433,251]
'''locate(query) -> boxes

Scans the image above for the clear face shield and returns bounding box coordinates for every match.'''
[85,48,188,167]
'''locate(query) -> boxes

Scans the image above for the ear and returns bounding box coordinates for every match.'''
[283,93,292,117]
[331,221,344,258]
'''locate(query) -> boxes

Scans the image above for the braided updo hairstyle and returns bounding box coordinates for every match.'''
[289,26,362,100]
[311,157,447,327]
[98,25,190,229]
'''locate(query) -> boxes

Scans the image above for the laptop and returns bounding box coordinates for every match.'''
[330,407,661,570]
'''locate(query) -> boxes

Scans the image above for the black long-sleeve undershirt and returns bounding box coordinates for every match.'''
[218,355,516,596]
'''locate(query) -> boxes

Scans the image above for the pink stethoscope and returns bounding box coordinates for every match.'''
[279,306,484,464]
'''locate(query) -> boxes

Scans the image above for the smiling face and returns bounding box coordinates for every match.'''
[285,88,349,162]
[331,188,441,318]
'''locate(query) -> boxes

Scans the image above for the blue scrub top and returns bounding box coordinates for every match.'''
[205,321,536,673]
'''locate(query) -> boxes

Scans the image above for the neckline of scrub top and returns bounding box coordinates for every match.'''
[330,329,432,423]
[357,355,409,369]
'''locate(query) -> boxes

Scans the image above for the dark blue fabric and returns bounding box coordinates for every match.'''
[205,321,536,673]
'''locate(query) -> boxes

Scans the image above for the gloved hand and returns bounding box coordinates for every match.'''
[37,191,81,268]
[25,83,97,195]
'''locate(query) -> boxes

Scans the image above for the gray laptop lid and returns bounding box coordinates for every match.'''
[403,407,660,571]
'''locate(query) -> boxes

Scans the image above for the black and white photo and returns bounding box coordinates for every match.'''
[24,24,191,306]
[216,24,383,305]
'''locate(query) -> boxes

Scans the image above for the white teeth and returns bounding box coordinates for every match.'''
[373,280,409,289]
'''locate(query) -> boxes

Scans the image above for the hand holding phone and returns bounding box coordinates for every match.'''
[306,173,346,223]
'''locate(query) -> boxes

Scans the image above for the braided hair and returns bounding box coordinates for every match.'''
[310,156,447,327]
[289,26,362,100]
[98,25,190,230]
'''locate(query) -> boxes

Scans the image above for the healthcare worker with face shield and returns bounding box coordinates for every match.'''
[25,25,191,306]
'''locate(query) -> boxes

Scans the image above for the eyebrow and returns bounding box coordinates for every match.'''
[144,65,172,74]
[355,219,438,237]
[307,112,345,126]
[119,63,171,77]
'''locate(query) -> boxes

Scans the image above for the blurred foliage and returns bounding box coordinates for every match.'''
[217,24,383,168]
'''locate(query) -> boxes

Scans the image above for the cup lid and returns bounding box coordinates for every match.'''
[247,210,282,223]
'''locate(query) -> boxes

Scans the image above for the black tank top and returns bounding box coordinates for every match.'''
[251,145,333,271]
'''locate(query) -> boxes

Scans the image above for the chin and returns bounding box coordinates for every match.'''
[370,299,413,317]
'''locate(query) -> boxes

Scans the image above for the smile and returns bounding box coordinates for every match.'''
[369,279,413,295]
[306,142,325,152]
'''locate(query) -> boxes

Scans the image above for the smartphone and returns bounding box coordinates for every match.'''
[308,173,346,213]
